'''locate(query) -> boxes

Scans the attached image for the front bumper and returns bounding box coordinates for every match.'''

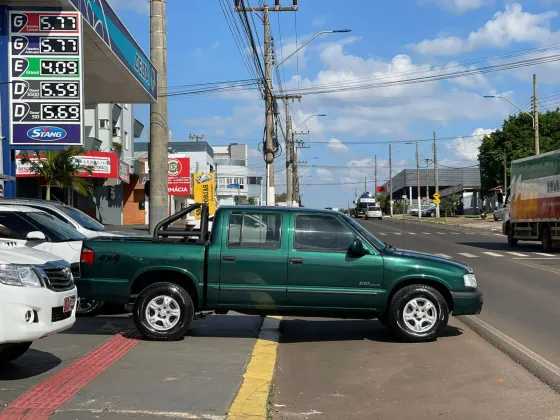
[451,289,483,316]
[0,286,77,343]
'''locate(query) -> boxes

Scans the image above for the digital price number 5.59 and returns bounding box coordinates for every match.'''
[40,82,79,98]
[40,59,79,76]
[41,104,81,121]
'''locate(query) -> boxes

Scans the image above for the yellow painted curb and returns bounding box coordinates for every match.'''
[228,316,282,420]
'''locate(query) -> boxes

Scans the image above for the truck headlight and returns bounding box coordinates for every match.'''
[0,265,43,288]
[463,273,477,288]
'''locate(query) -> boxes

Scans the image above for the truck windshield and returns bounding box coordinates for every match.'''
[57,206,105,232]
[342,214,386,250]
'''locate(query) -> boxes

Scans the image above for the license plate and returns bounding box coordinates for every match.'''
[64,295,76,313]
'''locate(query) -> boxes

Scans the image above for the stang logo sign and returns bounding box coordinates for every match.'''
[26,125,67,141]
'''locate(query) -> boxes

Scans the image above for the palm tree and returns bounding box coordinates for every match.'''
[19,147,94,200]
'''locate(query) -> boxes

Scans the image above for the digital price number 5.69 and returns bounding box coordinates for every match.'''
[40,59,79,76]
[41,104,80,121]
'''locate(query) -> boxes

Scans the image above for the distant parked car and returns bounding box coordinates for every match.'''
[422,205,436,217]
[494,204,506,221]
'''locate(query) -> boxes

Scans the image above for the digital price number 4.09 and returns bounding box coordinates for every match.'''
[41,104,80,121]
[40,16,77,31]
[40,59,79,76]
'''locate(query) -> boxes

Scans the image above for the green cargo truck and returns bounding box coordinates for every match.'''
[77,204,482,343]
[503,150,560,251]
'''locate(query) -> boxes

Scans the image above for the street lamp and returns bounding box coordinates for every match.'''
[273,30,352,71]
[294,114,327,130]
[483,95,535,127]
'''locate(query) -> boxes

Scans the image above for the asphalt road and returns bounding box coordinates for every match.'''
[363,217,560,367]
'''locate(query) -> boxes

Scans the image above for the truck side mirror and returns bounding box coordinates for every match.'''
[348,238,368,256]
[26,231,46,241]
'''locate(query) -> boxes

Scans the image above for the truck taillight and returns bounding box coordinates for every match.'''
[80,248,94,265]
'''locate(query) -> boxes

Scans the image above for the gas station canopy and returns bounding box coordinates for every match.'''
[0,0,158,104]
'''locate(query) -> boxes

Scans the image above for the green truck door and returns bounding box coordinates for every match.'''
[218,211,288,308]
[287,214,384,311]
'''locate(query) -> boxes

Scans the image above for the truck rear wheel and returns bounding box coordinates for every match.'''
[76,299,105,317]
[388,285,448,343]
[133,282,194,341]
[0,342,32,365]
[542,226,552,252]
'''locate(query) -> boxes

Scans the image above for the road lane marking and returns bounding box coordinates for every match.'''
[408,232,416,235]
[422,232,432,235]
[458,253,478,258]
[507,252,528,257]
[377,233,387,235]
[533,252,555,257]
[393,232,402,235]
[435,232,446,235]
[58,409,219,419]
[435,254,452,259]
[482,252,503,257]
[511,259,560,275]
[0,327,140,420]
[450,232,460,235]
[228,316,281,420]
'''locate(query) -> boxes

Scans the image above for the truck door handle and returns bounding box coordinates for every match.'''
[290,258,303,265]
[222,256,236,262]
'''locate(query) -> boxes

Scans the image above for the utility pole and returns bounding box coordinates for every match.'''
[235,1,298,207]
[389,144,393,217]
[364,177,367,193]
[293,134,309,206]
[425,159,430,205]
[434,131,440,218]
[275,95,301,206]
[189,134,204,142]
[149,0,168,234]
[416,142,421,219]
[533,73,540,155]
[374,155,377,197]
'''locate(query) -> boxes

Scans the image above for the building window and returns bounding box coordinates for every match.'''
[99,119,109,129]
[112,126,121,137]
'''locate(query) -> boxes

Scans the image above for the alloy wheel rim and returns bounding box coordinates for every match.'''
[145,295,181,331]
[403,297,437,333]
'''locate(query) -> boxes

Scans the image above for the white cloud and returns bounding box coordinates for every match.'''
[211,42,220,49]
[195,48,203,57]
[419,0,493,14]
[107,0,149,14]
[183,104,263,138]
[326,138,349,153]
[410,3,559,56]
[445,127,495,161]
[316,168,334,181]
[248,149,261,158]
[312,17,326,27]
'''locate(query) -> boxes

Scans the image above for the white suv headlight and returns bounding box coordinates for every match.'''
[0,265,43,288]
[463,273,477,288]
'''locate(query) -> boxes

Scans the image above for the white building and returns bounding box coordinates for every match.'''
[214,144,248,206]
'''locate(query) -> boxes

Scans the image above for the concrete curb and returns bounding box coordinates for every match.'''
[457,315,560,393]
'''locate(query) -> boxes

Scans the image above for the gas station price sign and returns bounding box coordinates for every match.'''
[9,11,84,146]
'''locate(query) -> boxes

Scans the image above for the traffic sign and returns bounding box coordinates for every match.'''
[433,198,441,204]
[433,192,440,199]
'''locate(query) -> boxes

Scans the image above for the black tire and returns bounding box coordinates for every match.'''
[388,285,449,343]
[542,226,552,252]
[133,282,194,341]
[507,225,518,246]
[0,342,32,365]
[494,216,498,221]
[76,299,105,317]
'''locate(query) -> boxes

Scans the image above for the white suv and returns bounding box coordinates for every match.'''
[0,199,123,239]
[0,245,77,365]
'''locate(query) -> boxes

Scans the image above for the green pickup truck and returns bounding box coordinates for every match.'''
[78,204,482,342]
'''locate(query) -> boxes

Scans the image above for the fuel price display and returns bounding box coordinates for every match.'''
[40,37,78,54]
[40,15,77,31]
[40,59,79,76]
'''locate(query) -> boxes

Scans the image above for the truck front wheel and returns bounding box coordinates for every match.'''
[133,282,194,341]
[388,285,449,343]
[507,225,518,247]
[0,342,32,365]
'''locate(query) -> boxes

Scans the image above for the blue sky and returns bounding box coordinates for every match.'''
[109,0,560,209]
